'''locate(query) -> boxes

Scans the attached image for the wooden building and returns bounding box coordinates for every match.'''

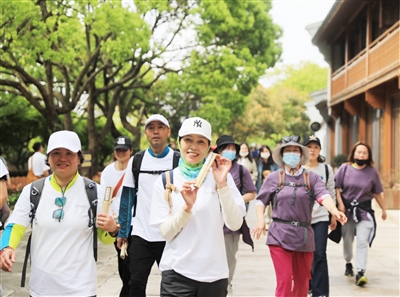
[312,0,399,208]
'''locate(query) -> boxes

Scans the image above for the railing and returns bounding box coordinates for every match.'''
[331,21,399,101]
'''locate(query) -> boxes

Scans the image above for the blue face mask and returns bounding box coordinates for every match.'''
[282,152,301,168]
[222,150,236,161]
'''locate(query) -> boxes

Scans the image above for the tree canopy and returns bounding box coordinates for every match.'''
[231,62,328,147]
[0,0,282,174]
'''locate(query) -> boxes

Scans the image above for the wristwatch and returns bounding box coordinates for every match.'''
[109,223,121,237]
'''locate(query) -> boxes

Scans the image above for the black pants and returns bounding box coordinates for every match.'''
[161,270,228,297]
[129,235,165,297]
[310,221,330,297]
[114,231,132,297]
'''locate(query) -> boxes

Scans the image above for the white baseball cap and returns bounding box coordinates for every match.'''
[144,114,170,129]
[47,130,82,154]
[178,117,212,141]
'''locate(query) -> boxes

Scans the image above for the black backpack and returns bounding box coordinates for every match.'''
[131,150,180,216]
[21,177,97,287]
[0,203,10,230]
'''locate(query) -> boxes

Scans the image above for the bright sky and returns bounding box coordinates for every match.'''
[259,0,335,87]
[270,0,336,66]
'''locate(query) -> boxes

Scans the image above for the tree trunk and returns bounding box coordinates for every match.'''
[87,85,98,178]
[63,112,73,131]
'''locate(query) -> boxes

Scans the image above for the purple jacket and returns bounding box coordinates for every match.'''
[256,168,329,252]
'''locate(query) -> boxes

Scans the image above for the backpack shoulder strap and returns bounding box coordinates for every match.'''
[162,170,176,215]
[132,150,146,189]
[272,168,285,209]
[324,164,329,187]
[302,169,314,212]
[131,150,145,217]
[239,164,244,195]
[303,169,311,191]
[172,151,180,169]
[29,178,46,223]
[83,177,98,262]
[277,168,285,189]
[22,178,46,287]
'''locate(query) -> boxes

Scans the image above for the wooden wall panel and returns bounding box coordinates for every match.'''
[348,56,366,86]
[332,72,346,97]
[369,27,399,74]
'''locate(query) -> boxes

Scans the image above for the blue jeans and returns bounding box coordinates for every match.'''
[311,221,329,297]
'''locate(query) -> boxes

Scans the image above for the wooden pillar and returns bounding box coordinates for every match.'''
[330,120,336,161]
[383,86,393,183]
[359,99,366,142]
[366,2,371,78]
[342,108,349,153]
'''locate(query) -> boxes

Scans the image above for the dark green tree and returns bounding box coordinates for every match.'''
[0,0,282,173]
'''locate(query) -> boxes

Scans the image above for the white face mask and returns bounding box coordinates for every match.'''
[239,152,248,157]
[260,152,270,159]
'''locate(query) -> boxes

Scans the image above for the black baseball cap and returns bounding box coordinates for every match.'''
[114,136,133,150]
[303,135,321,147]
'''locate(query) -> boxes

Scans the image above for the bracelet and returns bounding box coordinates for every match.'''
[109,223,121,238]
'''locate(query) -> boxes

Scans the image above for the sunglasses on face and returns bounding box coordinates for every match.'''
[282,136,301,144]
[53,196,66,222]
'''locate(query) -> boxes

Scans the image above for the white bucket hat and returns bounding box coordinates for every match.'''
[178,117,212,141]
[47,130,81,154]
[272,136,310,166]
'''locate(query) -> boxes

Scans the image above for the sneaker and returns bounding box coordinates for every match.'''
[345,263,354,276]
[355,270,368,286]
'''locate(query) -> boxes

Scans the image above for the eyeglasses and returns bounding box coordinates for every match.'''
[53,196,66,222]
[282,136,301,144]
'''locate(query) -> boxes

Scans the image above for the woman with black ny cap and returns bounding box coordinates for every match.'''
[150,117,246,297]
[303,135,337,297]
[101,136,133,297]
[251,136,347,297]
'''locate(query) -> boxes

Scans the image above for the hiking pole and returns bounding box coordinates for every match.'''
[194,153,217,188]
[120,241,128,259]
[101,186,114,214]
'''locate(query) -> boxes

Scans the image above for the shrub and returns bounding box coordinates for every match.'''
[332,154,348,168]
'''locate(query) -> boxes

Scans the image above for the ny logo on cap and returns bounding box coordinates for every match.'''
[193,120,202,128]
[117,138,126,145]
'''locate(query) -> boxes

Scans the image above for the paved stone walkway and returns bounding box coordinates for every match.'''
[1,201,399,297]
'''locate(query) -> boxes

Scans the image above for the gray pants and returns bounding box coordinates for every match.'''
[342,219,374,272]
[224,233,240,286]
